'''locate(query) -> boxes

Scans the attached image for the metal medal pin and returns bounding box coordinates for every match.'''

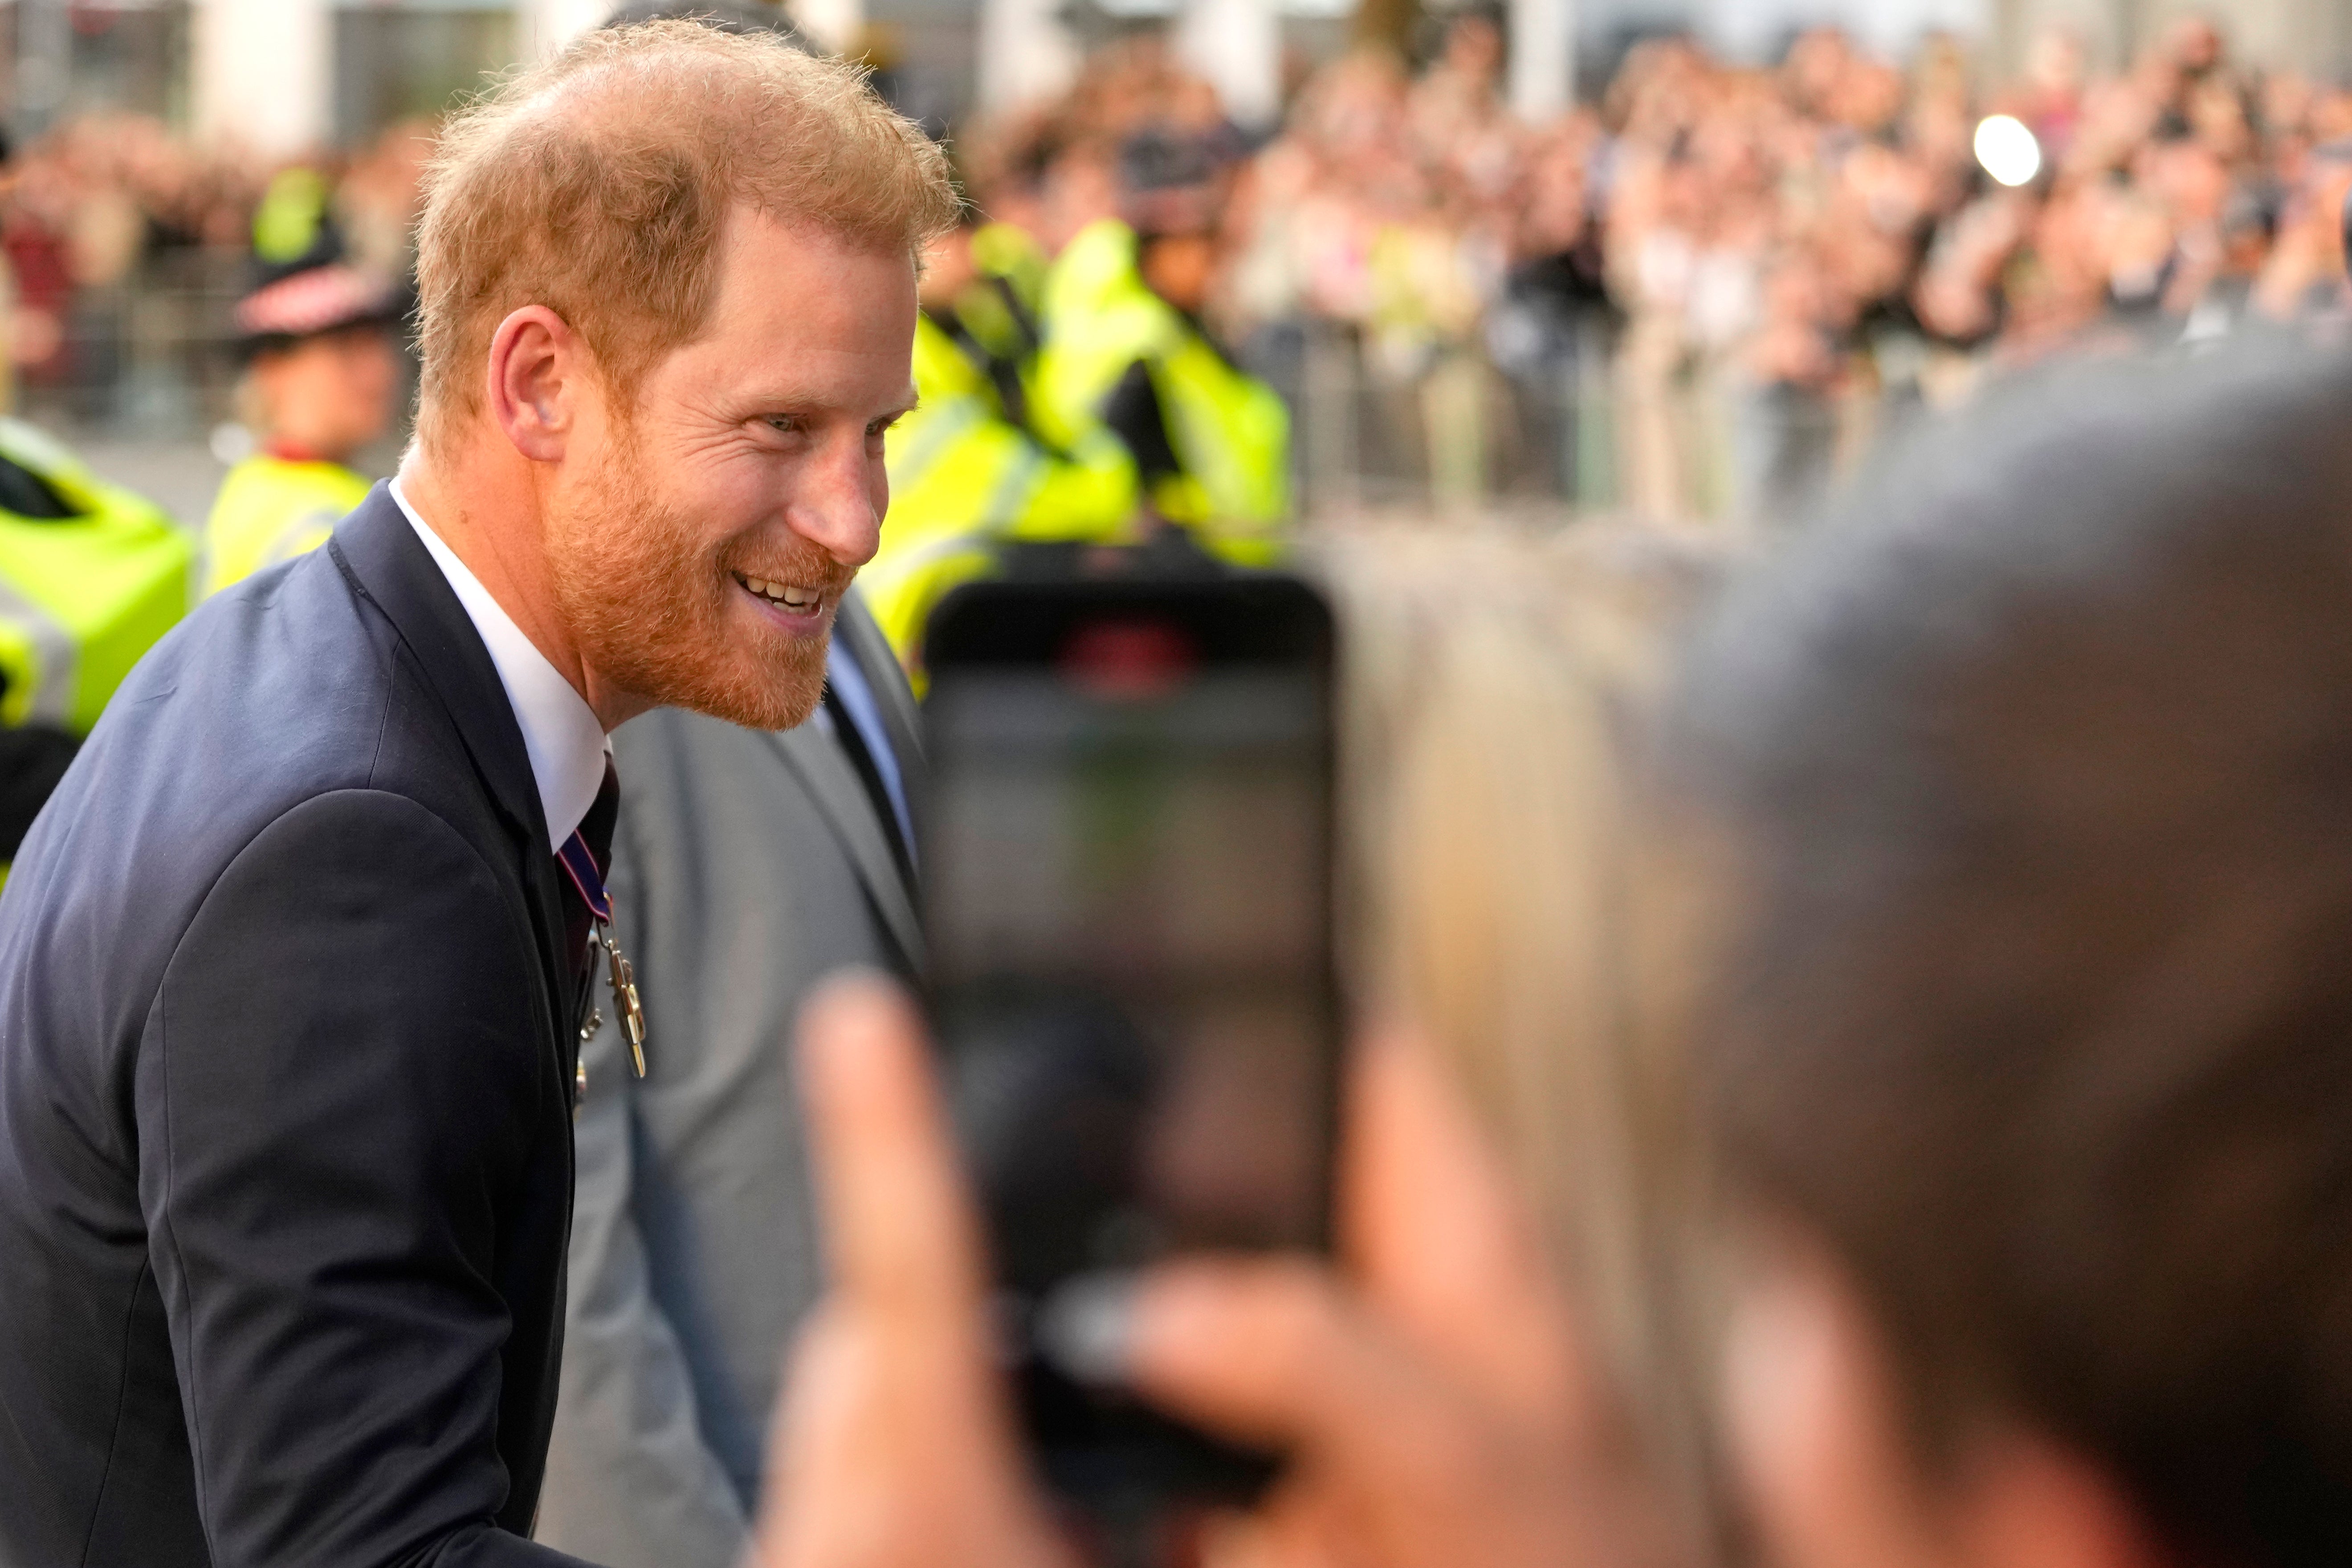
[603,928,647,1078]
[558,826,646,1081]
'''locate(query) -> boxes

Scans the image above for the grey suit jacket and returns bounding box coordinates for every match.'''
[534,595,921,1567]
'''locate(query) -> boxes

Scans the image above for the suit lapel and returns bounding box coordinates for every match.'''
[762,724,925,972]
[328,487,573,1020]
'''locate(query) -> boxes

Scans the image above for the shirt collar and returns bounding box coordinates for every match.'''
[389,477,610,850]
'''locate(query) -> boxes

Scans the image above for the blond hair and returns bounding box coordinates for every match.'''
[1321,523,1735,1564]
[413,20,958,453]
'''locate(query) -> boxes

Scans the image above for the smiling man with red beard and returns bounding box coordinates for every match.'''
[0,22,955,1568]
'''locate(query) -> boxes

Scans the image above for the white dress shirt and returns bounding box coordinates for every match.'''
[389,477,610,850]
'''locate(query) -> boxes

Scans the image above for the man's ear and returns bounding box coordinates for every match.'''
[484,305,579,464]
[1957,1434,2167,1568]
[1721,1233,2166,1568]
[1723,1234,1945,1568]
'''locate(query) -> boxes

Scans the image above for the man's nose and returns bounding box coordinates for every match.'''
[789,432,883,569]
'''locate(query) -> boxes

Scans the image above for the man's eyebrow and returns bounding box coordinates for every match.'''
[748,384,919,420]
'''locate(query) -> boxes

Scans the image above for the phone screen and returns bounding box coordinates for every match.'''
[922,576,1340,1503]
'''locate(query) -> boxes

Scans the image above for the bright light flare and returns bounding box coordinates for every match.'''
[1974,114,2043,187]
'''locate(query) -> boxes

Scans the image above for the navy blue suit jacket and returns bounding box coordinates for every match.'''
[0,489,596,1565]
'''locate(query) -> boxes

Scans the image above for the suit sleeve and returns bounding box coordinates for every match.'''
[139,789,595,1568]
[534,804,754,1568]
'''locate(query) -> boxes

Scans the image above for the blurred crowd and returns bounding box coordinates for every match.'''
[960,11,2352,518]
[11,12,2352,521]
[0,114,430,424]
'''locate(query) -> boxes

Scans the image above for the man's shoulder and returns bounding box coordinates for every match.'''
[1,543,512,1022]
[88,542,449,840]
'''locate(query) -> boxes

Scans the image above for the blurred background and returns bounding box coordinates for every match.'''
[4,0,2350,527]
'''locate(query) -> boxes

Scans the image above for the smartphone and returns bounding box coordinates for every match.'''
[920,570,1341,1512]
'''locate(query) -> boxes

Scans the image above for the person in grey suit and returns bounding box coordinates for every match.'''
[534,590,921,1567]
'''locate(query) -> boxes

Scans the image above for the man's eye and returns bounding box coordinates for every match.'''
[766,416,802,436]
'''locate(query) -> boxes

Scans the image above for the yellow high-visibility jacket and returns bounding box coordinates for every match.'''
[203,452,371,597]
[864,310,1137,670]
[0,419,191,736]
[0,420,190,887]
[1033,218,1291,564]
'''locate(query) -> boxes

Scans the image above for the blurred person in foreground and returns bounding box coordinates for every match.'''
[0,22,955,1568]
[203,235,403,594]
[748,342,2352,1568]
[1675,344,2352,1568]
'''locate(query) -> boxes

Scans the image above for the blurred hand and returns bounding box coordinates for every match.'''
[751,977,1076,1568]
[1121,1032,1667,1568]
[754,977,1670,1568]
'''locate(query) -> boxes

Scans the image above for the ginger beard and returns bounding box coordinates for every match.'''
[548,416,853,730]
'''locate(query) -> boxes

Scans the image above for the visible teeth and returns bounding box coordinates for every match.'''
[739,571,820,612]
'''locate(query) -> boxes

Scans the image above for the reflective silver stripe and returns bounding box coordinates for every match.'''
[0,572,76,724]
[864,524,998,589]
[979,449,1044,533]
[885,398,986,490]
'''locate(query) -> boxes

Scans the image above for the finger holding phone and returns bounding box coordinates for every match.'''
[757,977,1076,1568]
[756,978,1622,1568]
